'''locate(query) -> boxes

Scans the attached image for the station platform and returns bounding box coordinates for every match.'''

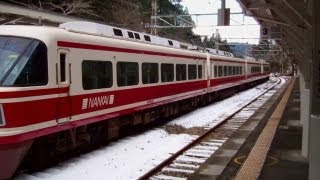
[189,77,309,180]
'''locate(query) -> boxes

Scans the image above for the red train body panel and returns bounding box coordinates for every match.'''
[0,22,270,179]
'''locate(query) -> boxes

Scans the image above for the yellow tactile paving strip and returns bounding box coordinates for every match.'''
[235,78,296,180]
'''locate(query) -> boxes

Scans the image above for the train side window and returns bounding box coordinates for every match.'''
[198,65,203,79]
[218,66,223,77]
[161,63,174,82]
[82,61,113,90]
[214,65,217,77]
[232,66,236,75]
[128,31,134,39]
[228,66,232,76]
[180,44,188,49]
[117,62,139,87]
[168,40,173,46]
[176,64,187,81]
[144,35,151,42]
[223,66,228,76]
[113,28,123,37]
[60,53,66,82]
[188,64,197,80]
[142,63,158,84]
[134,33,140,40]
[240,66,243,74]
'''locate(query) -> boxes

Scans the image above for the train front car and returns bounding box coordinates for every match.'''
[0,23,271,179]
[0,26,56,179]
[0,24,209,179]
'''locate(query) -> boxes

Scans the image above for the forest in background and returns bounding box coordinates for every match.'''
[3,0,287,64]
[3,0,200,43]
[3,0,237,51]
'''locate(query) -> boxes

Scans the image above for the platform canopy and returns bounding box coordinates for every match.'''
[236,0,312,63]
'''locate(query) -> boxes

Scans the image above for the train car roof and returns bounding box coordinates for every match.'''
[0,25,269,65]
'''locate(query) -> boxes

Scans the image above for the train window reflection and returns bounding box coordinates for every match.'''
[223,66,228,76]
[134,33,140,40]
[142,63,158,84]
[144,35,151,42]
[176,64,186,81]
[117,62,139,87]
[228,66,232,76]
[161,63,174,82]
[113,29,123,37]
[128,31,134,39]
[198,65,203,79]
[1,37,48,86]
[60,53,66,82]
[218,66,223,77]
[82,60,113,90]
[188,64,197,80]
[214,65,217,77]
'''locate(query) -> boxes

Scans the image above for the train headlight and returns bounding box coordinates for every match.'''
[0,104,5,126]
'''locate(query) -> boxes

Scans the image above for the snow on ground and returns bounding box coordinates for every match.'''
[15,77,285,180]
[168,78,282,128]
[16,130,195,180]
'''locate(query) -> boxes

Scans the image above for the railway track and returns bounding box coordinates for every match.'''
[15,78,283,180]
[139,77,282,180]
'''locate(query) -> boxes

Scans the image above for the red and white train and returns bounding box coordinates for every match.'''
[0,22,270,179]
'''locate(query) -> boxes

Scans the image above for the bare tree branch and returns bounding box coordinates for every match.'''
[43,0,96,16]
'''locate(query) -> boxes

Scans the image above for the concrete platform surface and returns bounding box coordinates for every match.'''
[189,77,308,180]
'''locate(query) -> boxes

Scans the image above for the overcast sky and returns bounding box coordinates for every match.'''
[180,0,260,44]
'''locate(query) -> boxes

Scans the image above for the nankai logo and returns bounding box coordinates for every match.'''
[82,95,114,110]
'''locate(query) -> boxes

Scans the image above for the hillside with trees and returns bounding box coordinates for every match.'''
[3,0,200,43]
[203,33,233,53]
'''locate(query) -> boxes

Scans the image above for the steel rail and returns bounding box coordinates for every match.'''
[138,78,281,180]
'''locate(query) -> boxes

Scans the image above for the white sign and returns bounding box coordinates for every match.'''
[260,26,281,40]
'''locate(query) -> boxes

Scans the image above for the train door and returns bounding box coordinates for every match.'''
[245,59,248,79]
[206,52,211,91]
[210,60,215,89]
[56,49,72,124]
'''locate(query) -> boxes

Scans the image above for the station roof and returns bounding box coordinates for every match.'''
[236,0,313,62]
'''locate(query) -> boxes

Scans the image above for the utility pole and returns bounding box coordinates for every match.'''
[151,0,157,35]
[218,0,230,26]
[221,0,225,9]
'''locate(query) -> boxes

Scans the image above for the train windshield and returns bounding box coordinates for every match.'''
[0,36,48,87]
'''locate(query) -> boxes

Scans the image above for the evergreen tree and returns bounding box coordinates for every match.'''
[202,33,233,53]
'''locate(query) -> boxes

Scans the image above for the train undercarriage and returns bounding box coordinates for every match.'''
[7,77,268,178]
